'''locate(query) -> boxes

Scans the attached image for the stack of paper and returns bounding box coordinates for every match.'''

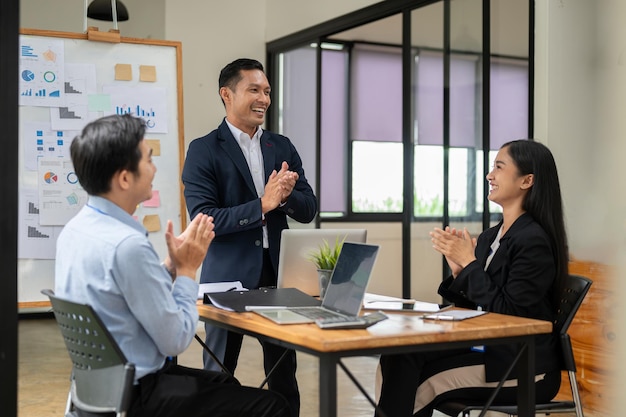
[363,292,443,313]
[197,281,247,300]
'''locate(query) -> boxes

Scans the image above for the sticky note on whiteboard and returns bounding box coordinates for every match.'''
[145,139,161,156]
[143,190,160,208]
[143,214,161,232]
[115,63,132,81]
[139,65,157,82]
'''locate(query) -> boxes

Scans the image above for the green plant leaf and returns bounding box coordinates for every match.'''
[307,235,347,270]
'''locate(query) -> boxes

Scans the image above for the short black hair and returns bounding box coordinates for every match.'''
[218,58,265,93]
[70,114,146,195]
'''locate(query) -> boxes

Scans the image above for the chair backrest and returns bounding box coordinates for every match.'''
[433,274,593,417]
[552,275,592,372]
[554,274,592,335]
[41,289,135,415]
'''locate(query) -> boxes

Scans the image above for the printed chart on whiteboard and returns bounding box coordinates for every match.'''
[17,29,184,306]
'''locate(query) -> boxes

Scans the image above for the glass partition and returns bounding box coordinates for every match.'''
[276,46,318,196]
[267,0,531,298]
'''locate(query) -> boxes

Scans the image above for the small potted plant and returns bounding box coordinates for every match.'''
[308,236,345,298]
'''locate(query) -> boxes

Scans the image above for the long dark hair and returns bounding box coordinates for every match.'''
[502,140,569,304]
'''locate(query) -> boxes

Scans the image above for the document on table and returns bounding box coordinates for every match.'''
[363,292,444,313]
[197,281,247,300]
[422,310,487,321]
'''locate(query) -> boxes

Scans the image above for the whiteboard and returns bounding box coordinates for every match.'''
[18,29,185,308]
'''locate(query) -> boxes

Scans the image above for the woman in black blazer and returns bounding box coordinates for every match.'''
[375,140,569,417]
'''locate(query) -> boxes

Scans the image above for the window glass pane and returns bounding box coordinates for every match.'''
[351,45,402,142]
[352,141,403,213]
[448,0,482,231]
[414,145,443,216]
[278,47,318,193]
[415,51,443,146]
[415,51,478,148]
[321,48,349,214]
[490,58,529,148]
[449,147,470,216]
[450,54,479,148]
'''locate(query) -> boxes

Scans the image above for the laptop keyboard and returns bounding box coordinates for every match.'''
[289,307,350,320]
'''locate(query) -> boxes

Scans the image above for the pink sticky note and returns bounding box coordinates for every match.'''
[143,190,160,208]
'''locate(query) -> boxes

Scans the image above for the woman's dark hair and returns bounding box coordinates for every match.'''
[502,139,569,304]
[70,114,146,195]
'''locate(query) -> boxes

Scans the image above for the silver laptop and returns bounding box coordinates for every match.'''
[253,242,379,324]
[277,228,367,297]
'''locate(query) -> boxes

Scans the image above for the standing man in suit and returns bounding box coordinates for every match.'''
[182,58,317,417]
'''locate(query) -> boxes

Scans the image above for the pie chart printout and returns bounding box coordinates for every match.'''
[43,171,58,184]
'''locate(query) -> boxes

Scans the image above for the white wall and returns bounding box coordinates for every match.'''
[534,0,624,264]
[19,0,165,39]
[535,4,625,412]
[164,0,270,143]
[265,0,380,42]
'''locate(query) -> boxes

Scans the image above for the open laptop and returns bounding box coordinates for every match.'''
[277,228,367,296]
[252,242,379,325]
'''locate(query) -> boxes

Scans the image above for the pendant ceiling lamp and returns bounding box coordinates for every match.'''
[87,0,129,22]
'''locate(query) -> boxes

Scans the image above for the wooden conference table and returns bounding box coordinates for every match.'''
[197,303,552,417]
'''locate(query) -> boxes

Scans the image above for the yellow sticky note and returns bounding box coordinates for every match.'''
[143,214,161,232]
[145,139,161,156]
[139,65,157,82]
[115,63,132,81]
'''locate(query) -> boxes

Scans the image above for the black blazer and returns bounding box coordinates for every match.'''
[182,119,317,288]
[438,213,560,382]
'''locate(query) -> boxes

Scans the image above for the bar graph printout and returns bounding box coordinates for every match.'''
[102,84,169,133]
[18,187,61,259]
[19,36,65,107]
[50,63,99,131]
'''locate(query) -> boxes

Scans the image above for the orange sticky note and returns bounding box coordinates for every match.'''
[139,65,157,82]
[115,63,132,81]
[145,139,161,156]
[143,214,161,232]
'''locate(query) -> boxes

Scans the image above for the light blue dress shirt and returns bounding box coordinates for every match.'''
[54,196,199,383]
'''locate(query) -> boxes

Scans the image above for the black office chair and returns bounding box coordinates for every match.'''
[41,289,135,417]
[434,274,592,417]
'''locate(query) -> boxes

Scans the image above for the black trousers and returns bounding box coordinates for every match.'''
[221,249,300,417]
[122,361,290,417]
[375,348,561,417]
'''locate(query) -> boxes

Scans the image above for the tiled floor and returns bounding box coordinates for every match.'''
[17,316,579,417]
[18,315,383,417]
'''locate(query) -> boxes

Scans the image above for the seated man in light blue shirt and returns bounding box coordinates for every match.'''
[55,114,289,417]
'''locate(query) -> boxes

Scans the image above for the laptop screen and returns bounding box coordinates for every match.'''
[277,229,367,296]
[321,242,379,316]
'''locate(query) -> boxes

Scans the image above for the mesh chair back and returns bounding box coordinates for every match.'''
[554,274,592,336]
[42,289,135,415]
[434,274,593,417]
[554,275,592,372]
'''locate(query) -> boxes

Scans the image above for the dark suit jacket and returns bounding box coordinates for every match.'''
[182,119,317,288]
[438,213,560,382]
